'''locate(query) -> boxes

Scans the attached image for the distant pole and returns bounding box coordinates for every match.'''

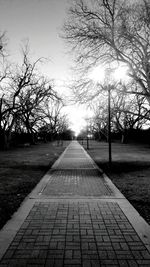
[87,125,89,150]
[87,134,89,150]
[108,85,112,165]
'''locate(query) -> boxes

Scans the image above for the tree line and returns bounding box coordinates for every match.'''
[63,0,150,143]
[0,38,72,149]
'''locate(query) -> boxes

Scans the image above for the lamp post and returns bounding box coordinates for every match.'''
[90,62,129,167]
[105,67,114,167]
[86,123,89,150]
[108,84,112,165]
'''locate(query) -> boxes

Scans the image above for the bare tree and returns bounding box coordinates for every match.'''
[0,44,48,148]
[40,98,65,141]
[0,32,7,58]
[63,0,150,103]
[89,85,150,143]
[17,76,58,144]
[90,99,108,140]
[0,33,13,148]
[111,90,150,142]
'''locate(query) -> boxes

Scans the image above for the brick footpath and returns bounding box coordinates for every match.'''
[0,141,150,267]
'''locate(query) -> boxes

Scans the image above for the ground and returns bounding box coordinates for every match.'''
[0,139,150,231]
[0,141,70,230]
[80,139,150,225]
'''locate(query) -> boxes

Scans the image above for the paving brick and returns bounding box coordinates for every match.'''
[54,259,64,267]
[65,250,73,259]
[64,259,81,265]
[117,260,129,267]
[82,260,92,267]
[41,169,113,197]
[2,250,14,259]
[73,250,81,259]
[45,259,55,267]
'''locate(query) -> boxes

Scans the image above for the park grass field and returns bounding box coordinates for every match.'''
[80,139,150,225]
[0,141,70,230]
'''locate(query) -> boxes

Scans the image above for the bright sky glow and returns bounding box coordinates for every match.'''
[63,105,93,136]
[71,118,87,137]
[89,65,105,83]
[113,64,130,83]
[89,62,130,84]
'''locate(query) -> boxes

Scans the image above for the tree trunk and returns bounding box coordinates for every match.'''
[98,131,101,141]
[29,131,36,145]
[121,130,127,144]
[0,131,9,150]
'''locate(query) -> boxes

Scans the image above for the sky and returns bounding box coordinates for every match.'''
[0,0,89,135]
[0,0,70,79]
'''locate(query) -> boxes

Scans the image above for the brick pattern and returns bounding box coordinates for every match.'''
[42,169,112,196]
[52,158,95,169]
[63,153,85,158]
[1,201,150,267]
[53,143,95,170]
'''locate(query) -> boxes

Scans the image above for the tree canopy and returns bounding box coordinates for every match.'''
[64,0,150,103]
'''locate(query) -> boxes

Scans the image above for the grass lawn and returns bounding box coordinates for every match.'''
[80,139,150,225]
[0,141,70,230]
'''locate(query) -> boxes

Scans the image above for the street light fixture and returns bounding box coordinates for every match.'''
[89,62,130,166]
[105,64,129,166]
